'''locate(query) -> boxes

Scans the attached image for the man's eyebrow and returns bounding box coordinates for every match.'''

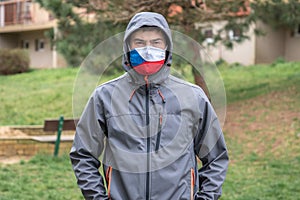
[132,38,145,42]
[151,38,164,42]
[132,38,164,42]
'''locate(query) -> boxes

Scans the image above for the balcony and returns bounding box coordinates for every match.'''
[0,0,56,33]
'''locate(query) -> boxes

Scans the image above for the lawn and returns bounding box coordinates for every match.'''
[0,67,121,125]
[220,62,300,199]
[0,154,82,200]
[0,68,77,125]
[0,62,300,199]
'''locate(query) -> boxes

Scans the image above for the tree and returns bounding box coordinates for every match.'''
[35,0,125,67]
[252,0,300,29]
[36,0,259,98]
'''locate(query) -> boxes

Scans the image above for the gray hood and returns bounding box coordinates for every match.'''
[122,12,173,72]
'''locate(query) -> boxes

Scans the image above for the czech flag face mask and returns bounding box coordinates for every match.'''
[129,46,166,75]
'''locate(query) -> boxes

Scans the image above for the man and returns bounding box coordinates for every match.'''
[70,12,229,200]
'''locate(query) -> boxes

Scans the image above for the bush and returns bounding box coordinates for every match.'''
[272,56,286,66]
[0,49,30,75]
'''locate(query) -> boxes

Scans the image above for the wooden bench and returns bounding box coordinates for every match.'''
[31,116,78,156]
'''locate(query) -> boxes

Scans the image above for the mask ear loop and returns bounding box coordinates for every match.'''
[162,45,170,66]
[125,43,132,67]
[127,43,132,51]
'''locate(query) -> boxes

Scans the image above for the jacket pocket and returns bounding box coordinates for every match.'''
[106,166,113,199]
[155,113,163,152]
[190,168,195,200]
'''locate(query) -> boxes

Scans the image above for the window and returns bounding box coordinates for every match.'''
[202,28,214,44]
[293,24,300,37]
[228,28,241,41]
[35,39,45,51]
[21,40,30,49]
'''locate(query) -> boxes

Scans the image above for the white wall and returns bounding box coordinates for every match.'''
[284,29,300,62]
[196,20,256,66]
[31,2,52,25]
[255,22,285,64]
[19,30,53,68]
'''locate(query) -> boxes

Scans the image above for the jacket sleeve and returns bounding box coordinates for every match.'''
[194,96,229,200]
[70,90,109,200]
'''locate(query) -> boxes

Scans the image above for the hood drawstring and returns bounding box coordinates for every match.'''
[144,75,149,88]
[129,76,166,104]
[129,76,149,103]
[129,88,166,103]
[129,89,137,102]
[158,89,166,103]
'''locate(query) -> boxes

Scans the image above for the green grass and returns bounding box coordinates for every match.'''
[0,154,82,200]
[222,157,300,200]
[0,62,300,199]
[219,62,300,102]
[0,68,121,125]
[0,68,77,125]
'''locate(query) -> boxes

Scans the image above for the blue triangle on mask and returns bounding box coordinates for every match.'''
[130,49,145,67]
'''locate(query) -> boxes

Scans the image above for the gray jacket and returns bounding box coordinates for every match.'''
[70,12,229,200]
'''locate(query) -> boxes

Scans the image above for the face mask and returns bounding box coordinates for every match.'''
[129,46,166,75]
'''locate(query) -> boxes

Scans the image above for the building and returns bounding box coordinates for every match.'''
[196,9,300,66]
[0,0,67,68]
[170,1,300,66]
[197,20,300,66]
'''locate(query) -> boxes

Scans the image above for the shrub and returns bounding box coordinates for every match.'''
[229,62,244,68]
[215,58,227,66]
[272,56,286,66]
[0,49,30,75]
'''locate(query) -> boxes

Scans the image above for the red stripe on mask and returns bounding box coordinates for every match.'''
[133,60,165,75]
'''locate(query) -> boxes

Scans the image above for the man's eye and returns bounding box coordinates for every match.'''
[152,41,164,47]
[135,41,145,45]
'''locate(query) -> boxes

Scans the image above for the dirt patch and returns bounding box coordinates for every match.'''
[0,156,32,165]
[223,86,300,161]
[0,127,32,164]
[0,126,29,138]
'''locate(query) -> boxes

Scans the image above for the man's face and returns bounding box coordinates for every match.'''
[129,29,166,50]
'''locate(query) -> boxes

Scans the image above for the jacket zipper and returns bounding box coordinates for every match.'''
[144,76,151,200]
